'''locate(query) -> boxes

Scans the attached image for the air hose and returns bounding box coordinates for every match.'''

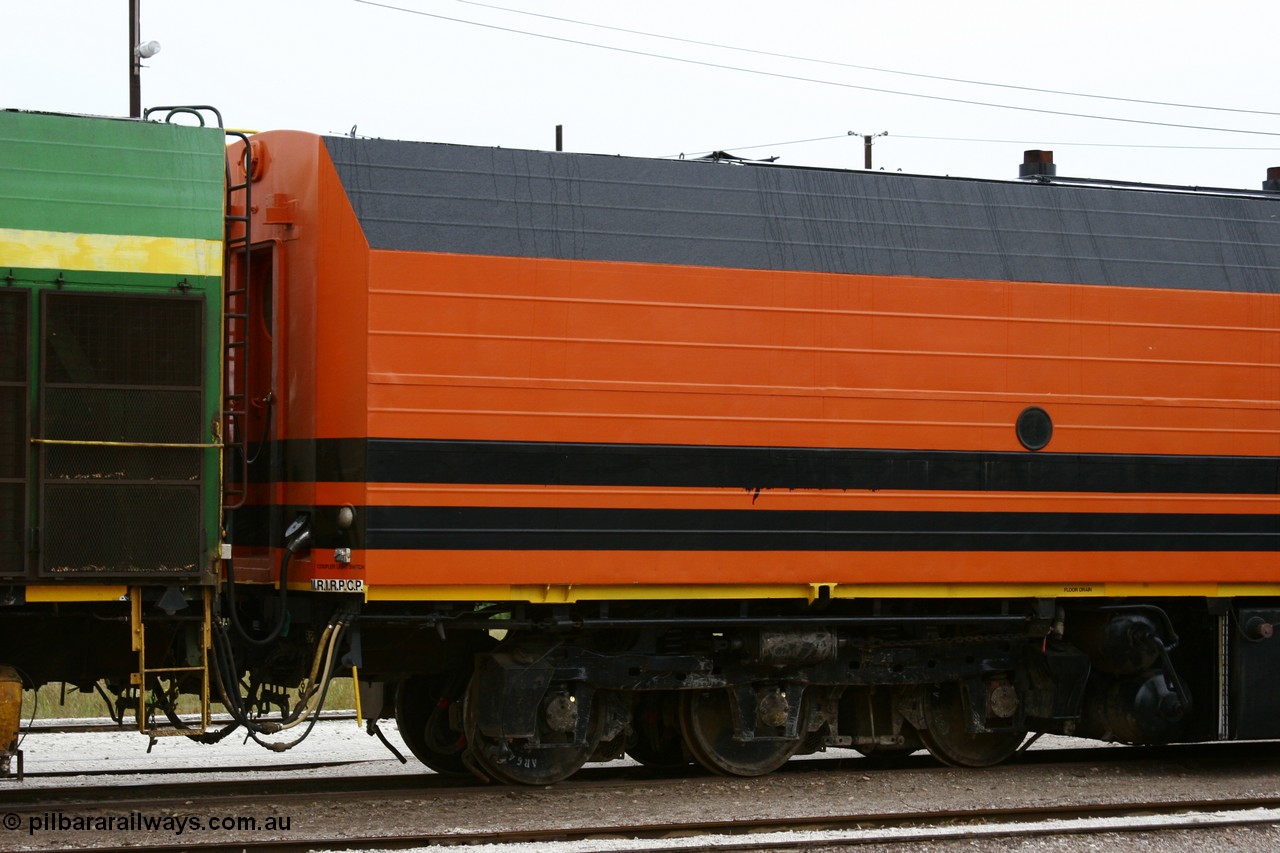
[225,516,311,646]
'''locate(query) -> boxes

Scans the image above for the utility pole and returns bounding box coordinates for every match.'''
[858,131,889,170]
[128,1,161,118]
[129,0,141,118]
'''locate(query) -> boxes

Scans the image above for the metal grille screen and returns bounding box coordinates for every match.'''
[0,291,27,574]
[39,293,204,577]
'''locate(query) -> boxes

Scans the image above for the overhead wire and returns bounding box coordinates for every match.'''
[665,132,1280,160]
[447,0,1280,119]
[352,0,1280,138]
[893,135,1280,150]
[893,134,1280,151]
[661,131,860,159]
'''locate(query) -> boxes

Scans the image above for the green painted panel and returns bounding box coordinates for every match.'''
[0,110,224,240]
[0,110,228,583]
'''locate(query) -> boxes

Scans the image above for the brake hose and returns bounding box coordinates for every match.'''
[225,522,311,646]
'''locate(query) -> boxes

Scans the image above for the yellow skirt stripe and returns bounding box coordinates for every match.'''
[359,581,1280,604]
[0,227,222,278]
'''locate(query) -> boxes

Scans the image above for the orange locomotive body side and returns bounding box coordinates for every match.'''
[360,255,1279,587]
[227,131,1280,596]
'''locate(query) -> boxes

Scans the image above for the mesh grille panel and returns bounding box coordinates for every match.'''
[44,295,201,387]
[0,386,24,480]
[0,291,25,382]
[0,484,21,570]
[39,293,204,578]
[0,291,27,575]
[41,484,200,575]
[43,387,201,480]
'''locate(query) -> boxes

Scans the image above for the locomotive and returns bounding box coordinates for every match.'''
[1,106,1278,784]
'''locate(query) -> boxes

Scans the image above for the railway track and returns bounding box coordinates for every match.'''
[12,796,1280,852]
[7,738,1280,853]
[22,712,357,737]
[7,739,1280,811]
[16,759,367,782]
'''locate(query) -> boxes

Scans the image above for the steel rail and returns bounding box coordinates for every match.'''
[15,796,1280,853]
[8,739,1280,809]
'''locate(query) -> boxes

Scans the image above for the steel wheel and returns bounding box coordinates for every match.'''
[917,683,1024,768]
[679,687,805,777]
[463,674,601,785]
[394,672,471,776]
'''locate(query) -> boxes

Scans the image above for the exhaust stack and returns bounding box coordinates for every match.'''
[1019,149,1056,180]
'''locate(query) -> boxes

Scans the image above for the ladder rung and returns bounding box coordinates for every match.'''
[138,665,205,675]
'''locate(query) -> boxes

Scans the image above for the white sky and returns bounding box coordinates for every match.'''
[5,1,1280,188]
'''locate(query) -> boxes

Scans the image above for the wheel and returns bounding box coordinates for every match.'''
[917,683,1024,768]
[679,687,805,777]
[394,672,471,776]
[627,691,691,769]
[462,674,602,785]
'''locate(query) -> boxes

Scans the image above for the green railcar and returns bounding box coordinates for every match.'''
[0,111,226,747]
[1,110,224,581]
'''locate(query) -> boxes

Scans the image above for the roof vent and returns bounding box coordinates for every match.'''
[1264,167,1280,193]
[1019,149,1056,180]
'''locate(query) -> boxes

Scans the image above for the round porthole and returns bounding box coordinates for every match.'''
[1016,406,1053,451]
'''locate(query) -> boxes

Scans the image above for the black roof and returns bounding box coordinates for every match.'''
[324,136,1280,294]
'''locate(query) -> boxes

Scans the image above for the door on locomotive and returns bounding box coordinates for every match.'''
[223,243,280,571]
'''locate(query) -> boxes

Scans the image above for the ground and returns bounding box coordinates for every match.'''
[6,721,1280,851]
